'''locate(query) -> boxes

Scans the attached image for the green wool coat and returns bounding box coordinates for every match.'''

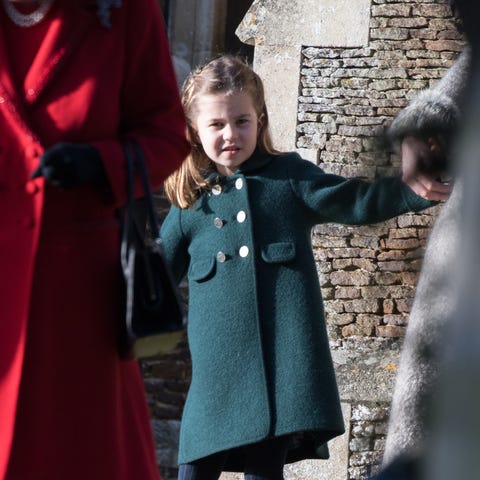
[160,150,433,466]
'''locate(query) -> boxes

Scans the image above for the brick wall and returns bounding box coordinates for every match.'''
[297,1,463,478]
[298,0,462,348]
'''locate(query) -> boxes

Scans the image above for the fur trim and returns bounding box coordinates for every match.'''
[388,89,460,144]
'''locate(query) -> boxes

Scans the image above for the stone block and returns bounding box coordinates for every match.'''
[424,39,464,51]
[412,4,452,17]
[342,323,375,337]
[343,299,381,314]
[335,287,362,300]
[330,270,372,286]
[330,313,356,326]
[371,4,411,17]
[236,0,370,47]
[376,325,406,337]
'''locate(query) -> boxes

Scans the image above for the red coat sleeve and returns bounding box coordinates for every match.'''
[92,0,189,205]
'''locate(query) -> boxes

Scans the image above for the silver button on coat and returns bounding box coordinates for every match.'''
[216,251,227,263]
[236,211,246,223]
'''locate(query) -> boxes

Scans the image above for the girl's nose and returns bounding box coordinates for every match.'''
[223,124,237,141]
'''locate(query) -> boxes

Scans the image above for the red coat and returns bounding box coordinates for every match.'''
[0,1,189,478]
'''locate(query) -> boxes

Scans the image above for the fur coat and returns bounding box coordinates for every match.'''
[381,48,470,466]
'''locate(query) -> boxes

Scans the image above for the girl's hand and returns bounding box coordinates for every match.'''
[401,136,452,201]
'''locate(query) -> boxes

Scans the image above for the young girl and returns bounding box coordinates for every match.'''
[161,55,446,480]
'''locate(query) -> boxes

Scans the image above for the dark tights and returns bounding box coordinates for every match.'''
[177,436,291,480]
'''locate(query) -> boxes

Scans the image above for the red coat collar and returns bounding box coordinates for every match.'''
[0,2,96,141]
[0,2,96,104]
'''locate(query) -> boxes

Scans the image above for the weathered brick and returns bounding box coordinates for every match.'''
[409,28,441,40]
[375,272,402,285]
[330,270,372,286]
[401,271,419,286]
[330,313,355,326]
[377,261,407,272]
[351,422,376,437]
[389,17,428,28]
[388,227,418,239]
[397,213,436,227]
[321,287,334,300]
[342,323,375,337]
[383,314,408,326]
[383,299,395,314]
[343,299,381,314]
[370,28,409,41]
[371,4,411,17]
[324,300,345,314]
[424,39,465,51]
[357,314,382,328]
[386,286,415,299]
[376,325,407,337]
[335,287,362,299]
[351,405,389,422]
[361,286,391,299]
[324,247,374,259]
[396,298,413,313]
[350,236,379,249]
[412,4,452,17]
[350,437,372,452]
[382,238,422,250]
[339,125,383,136]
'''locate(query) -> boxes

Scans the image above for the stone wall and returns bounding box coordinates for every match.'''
[299,1,463,478]
[145,1,465,479]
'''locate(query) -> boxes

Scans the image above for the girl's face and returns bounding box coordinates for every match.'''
[194,91,262,176]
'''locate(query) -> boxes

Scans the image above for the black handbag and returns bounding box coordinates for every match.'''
[119,139,185,359]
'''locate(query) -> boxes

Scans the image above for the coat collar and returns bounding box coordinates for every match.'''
[0,1,95,108]
[237,148,274,174]
[203,149,274,184]
[194,150,276,210]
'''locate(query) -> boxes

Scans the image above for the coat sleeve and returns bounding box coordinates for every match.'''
[91,0,189,206]
[160,206,190,283]
[287,154,434,225]
[387,47,471,144]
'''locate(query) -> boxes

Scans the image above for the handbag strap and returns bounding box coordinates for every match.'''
[123,139,160,242]
[130,139,161,239]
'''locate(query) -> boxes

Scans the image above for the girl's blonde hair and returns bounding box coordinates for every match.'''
[164,55,280,208]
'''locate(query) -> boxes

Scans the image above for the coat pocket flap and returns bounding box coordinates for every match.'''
[189,256,216,282]
[261,242,296,263]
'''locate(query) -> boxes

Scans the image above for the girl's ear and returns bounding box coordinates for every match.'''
[190,127,201,146]
[257,113,265,132]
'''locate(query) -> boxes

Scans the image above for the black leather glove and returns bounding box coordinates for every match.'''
[31,142,107,189]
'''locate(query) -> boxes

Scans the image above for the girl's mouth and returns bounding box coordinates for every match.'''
[222,146,240,156]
